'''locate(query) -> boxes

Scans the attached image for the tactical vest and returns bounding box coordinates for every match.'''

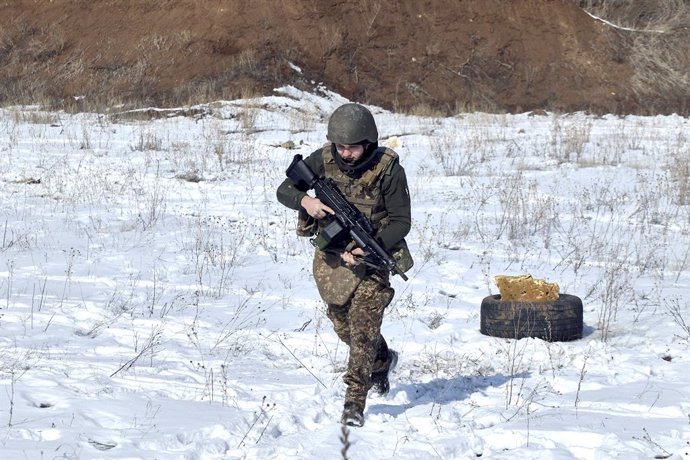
[321,144,398,233]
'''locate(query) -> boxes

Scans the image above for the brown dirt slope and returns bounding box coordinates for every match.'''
[0,0,687,115]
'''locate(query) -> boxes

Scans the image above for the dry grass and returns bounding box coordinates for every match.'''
[406,102,446,119]
[628,33,690,111]
[572,0,690,113]
[666,149,690,206]
[575,0,689,31]
[0,16,271,113]
[0,2,687,116]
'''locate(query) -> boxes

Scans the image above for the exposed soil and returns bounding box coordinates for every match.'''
[0,0,688,115]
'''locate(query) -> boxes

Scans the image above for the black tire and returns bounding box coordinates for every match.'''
[480,294,583,342]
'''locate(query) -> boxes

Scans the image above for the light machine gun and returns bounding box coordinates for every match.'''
[286,154,409,281]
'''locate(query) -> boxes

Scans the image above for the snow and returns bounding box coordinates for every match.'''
[583,11,667,33]
[1,87,689,459]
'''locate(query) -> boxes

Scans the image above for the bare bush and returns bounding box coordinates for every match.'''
[575,0,689,31]
[494,173,558,243]
[573,0,690,113]
[550,114,592,164]
[430,128,481,176]
[628,33,690,110]
[665,148,690,206]
[665,297,690,341]
[130,129,163,152]
[596,261,634,342]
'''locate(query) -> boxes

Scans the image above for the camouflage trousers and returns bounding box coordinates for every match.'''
[324,272,394,409]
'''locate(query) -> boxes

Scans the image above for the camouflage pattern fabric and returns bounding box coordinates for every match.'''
[279,142,410,416]
[325,272,394,408]
[312,250,366,306]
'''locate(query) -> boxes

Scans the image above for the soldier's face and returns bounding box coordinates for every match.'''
[335,143,365,162]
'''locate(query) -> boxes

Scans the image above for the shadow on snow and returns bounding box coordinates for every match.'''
[368,372,528,417]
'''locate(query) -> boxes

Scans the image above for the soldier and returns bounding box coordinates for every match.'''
[277,103,412,427]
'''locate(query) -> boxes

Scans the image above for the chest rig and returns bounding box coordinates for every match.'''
[321,145,398,233]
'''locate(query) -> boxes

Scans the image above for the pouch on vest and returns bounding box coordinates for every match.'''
[296,207,317,237]
[391,238,414,273]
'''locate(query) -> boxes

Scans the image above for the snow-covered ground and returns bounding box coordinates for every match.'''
[1,87,689,459]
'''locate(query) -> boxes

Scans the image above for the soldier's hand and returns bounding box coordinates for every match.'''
[300,196,334,220]
[341,247,366,266]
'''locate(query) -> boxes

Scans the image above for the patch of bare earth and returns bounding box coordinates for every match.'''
[0,0,687,115]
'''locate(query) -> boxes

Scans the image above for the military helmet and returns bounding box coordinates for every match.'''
[327,103,378,144]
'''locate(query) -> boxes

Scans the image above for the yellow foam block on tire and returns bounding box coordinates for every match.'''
[495,274,559,302]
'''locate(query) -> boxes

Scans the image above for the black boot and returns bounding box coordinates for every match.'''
[371,349,398,396]
[341,401,364,427]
